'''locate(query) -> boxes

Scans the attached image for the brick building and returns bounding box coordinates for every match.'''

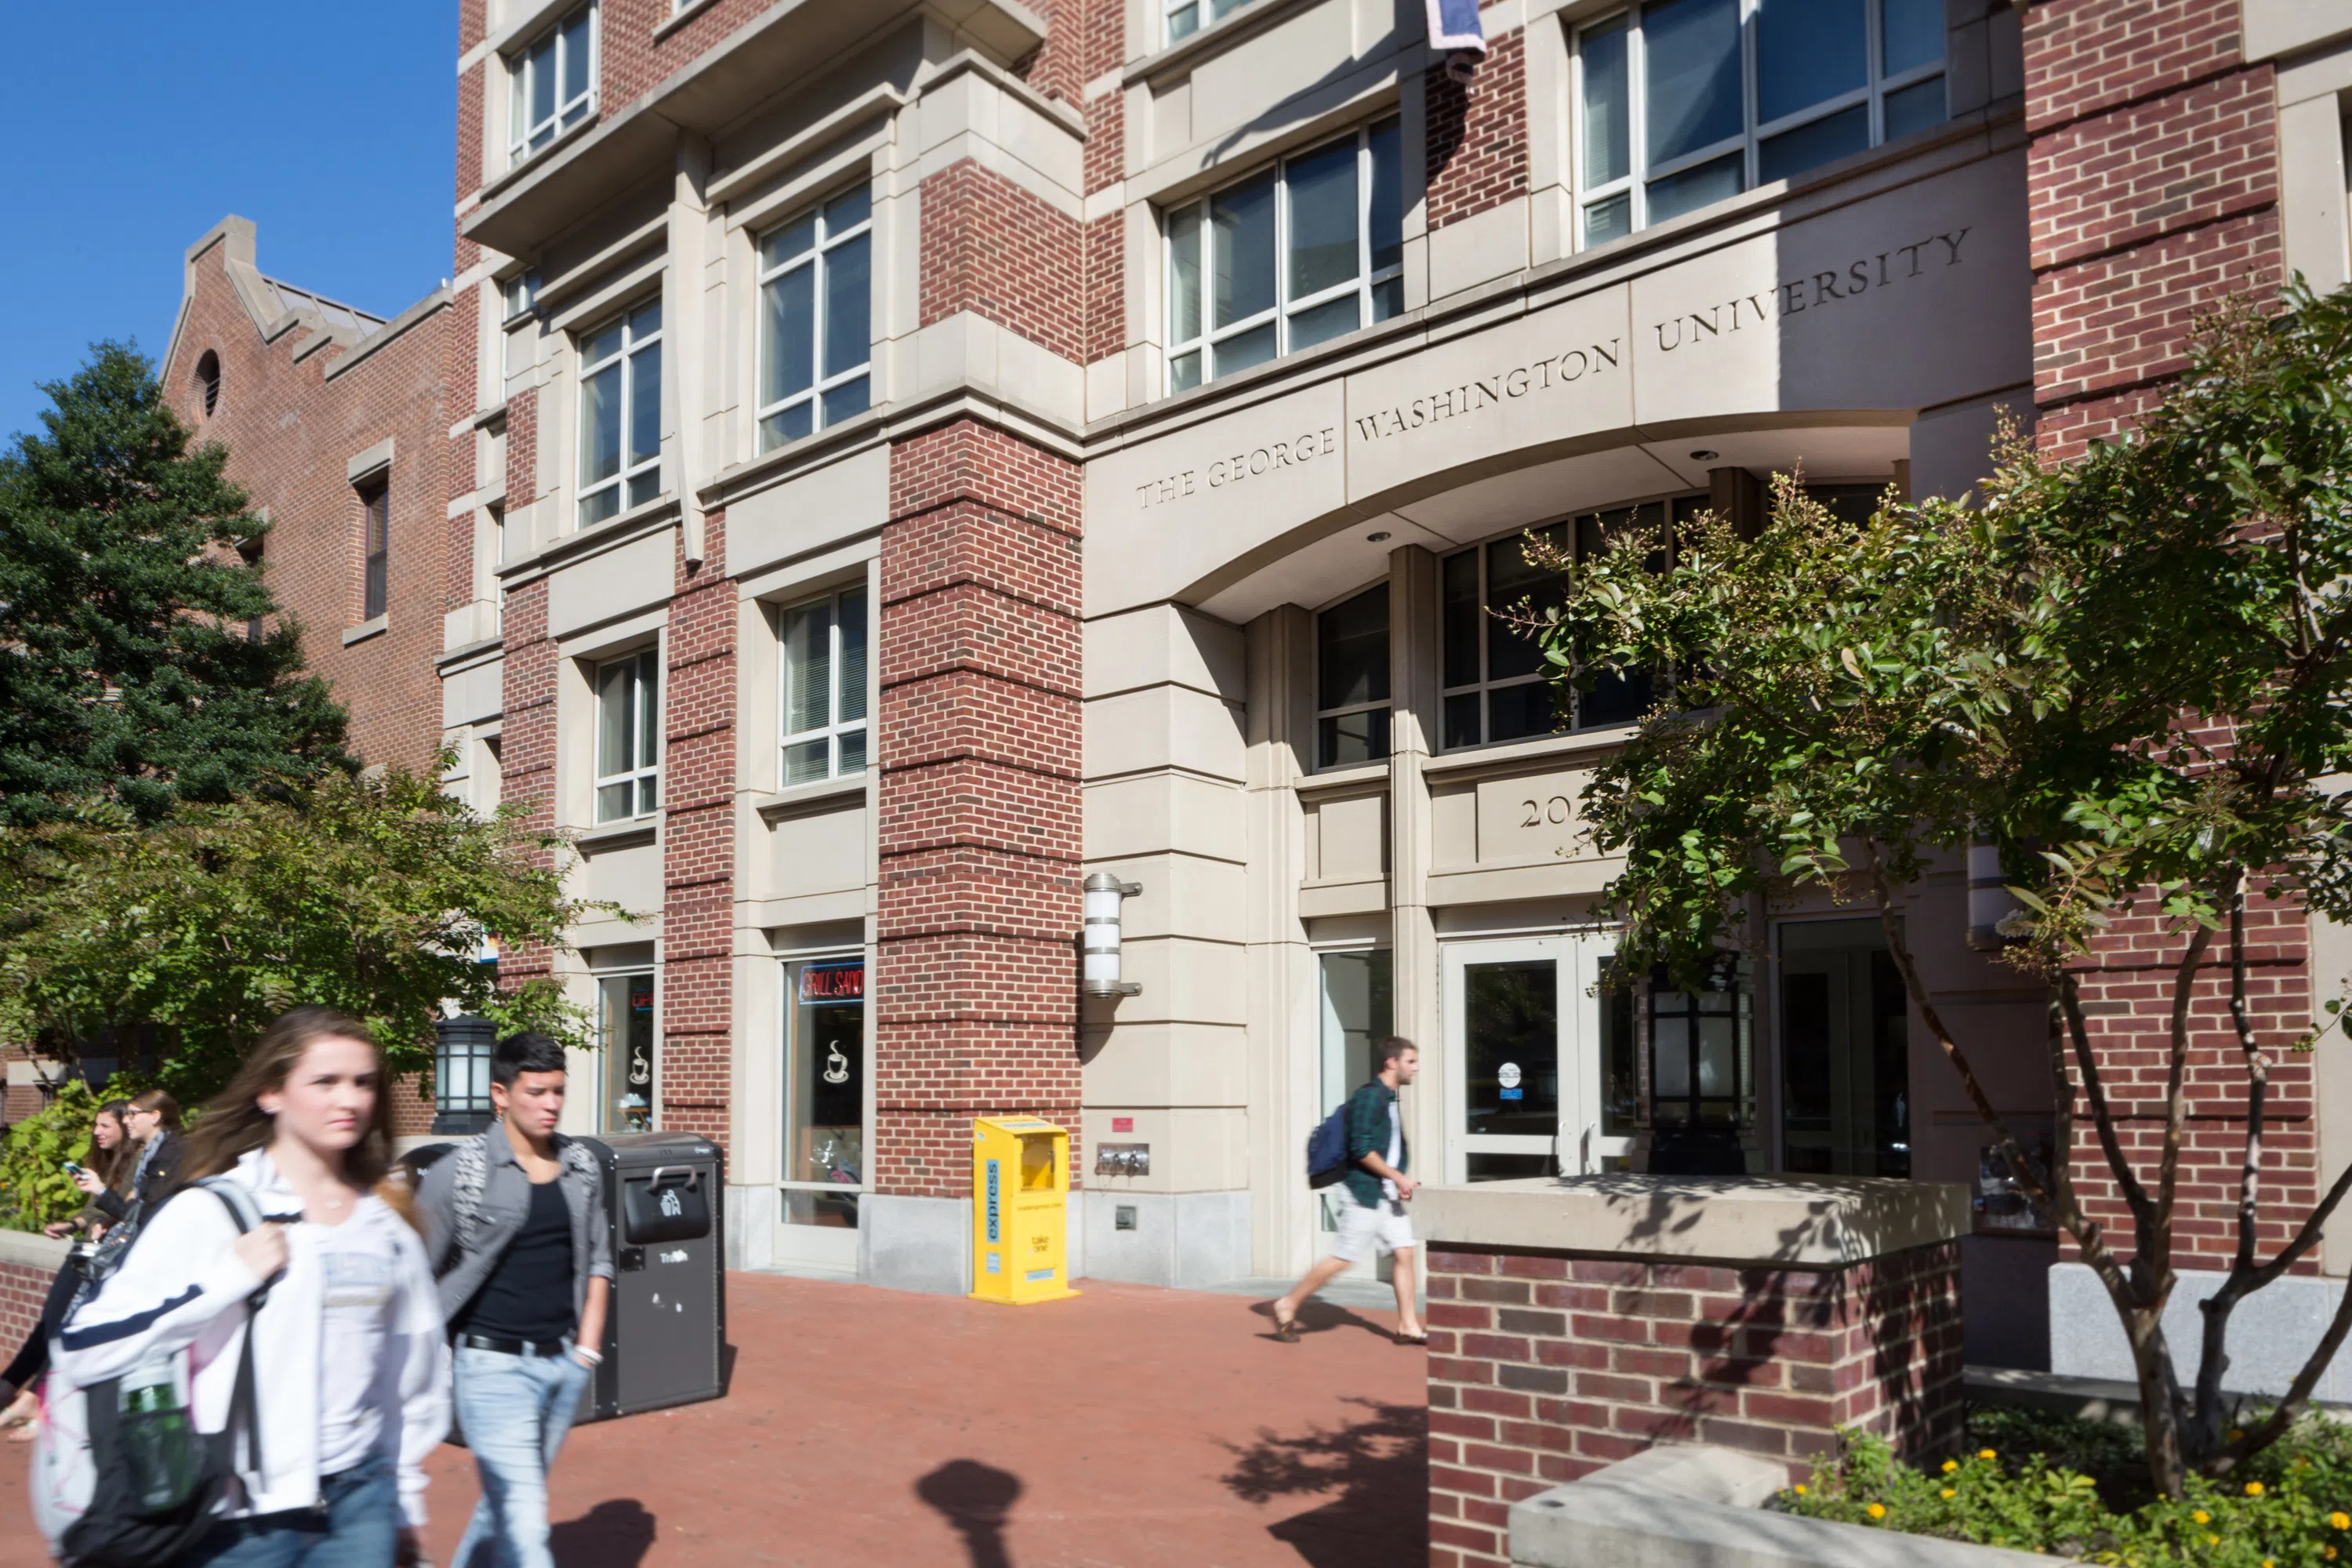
[168,0,2352,1381]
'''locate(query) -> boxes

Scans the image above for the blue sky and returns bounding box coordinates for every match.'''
[0,2,456,445]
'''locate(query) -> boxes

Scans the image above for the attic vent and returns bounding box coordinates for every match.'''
[194,350,221,418]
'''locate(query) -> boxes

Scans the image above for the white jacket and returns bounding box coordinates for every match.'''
[42,1149,449,1532]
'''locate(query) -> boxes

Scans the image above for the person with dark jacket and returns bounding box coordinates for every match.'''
[416,1033,614,1568]
[79,1087,183,1221]
[0,1099,132,1439]
[1269,1036,1427,1345]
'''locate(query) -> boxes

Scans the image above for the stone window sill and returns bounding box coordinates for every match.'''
[654,0,720,41]
[753,773,868,822]
[576,817,659,853]
[342,615,388,648]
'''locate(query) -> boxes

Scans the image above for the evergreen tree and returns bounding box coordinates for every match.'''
[0,342,353,823]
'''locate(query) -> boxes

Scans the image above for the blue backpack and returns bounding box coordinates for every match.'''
[1305,1102,1351,1189]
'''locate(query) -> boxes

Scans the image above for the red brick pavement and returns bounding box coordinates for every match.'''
[0,1274,1426,1566]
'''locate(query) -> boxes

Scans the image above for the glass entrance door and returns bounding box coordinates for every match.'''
[1442,937,1630,1182]
[778,953,867,1273]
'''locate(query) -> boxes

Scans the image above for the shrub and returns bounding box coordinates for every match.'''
[1784,1410,2352,1566]
[0,1081,103,1232]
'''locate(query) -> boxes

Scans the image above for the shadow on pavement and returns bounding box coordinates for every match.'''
[1248,1298,1396,1344]
[916,1458,1024,1568]
[1221,1398,1427,1568]
[548,1497,656,1566]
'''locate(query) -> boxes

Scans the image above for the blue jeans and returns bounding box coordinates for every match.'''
[451,1345,591,1568]
[185,1455,397,1567]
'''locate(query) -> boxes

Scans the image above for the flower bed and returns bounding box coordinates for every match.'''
[1782,1406,2352,1566]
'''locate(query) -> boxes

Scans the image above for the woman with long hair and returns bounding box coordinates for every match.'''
[0,1099,135,1439]
[42,1008,448,1566]
[80,1087,184,1221]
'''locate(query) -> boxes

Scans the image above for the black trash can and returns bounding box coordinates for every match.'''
[572,1131,727,1425]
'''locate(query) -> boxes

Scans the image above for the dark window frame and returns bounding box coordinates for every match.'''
[358,477,390,622]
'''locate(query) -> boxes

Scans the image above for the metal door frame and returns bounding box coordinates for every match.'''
[1440,935,1628,1182]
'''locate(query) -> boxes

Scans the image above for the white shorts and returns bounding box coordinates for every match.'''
[1330,1185,1415,1262]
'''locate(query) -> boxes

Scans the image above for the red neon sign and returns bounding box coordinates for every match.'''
[799,962,865,1004]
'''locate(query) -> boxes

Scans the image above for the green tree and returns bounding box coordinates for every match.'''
[0,760,616,1104]
[1526,281,2352,1497]
[0,341,353,825]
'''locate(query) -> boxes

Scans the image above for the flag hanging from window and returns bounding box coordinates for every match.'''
[1427,0,1486,76]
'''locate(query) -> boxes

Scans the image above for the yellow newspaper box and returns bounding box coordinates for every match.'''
[971,1116,1078,1305]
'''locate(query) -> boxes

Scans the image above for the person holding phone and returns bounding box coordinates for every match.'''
[0,1101,132,1440]
[49,1008,448,1566]
[78,1087,184,1221]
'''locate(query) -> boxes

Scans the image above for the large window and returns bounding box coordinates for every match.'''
[1440,499,1697,750]
[510,4,595,165]
[1649,956,1751,1138]
[596,970,655,1133]
[1575,0,1947,247]
[577,300,662,528]
[782,956,865,1229]
[359,479,389,622]
[758,188,873,449]
[779,587,868,787]
[1165,118,1403,393]
[593,649,659,824]
[1316,583,1391,768]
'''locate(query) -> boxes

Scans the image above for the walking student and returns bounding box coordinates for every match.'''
[1271,1036,1427,1345]
[44,1007,450,1565]
[0,1099,132,1440]
[417,1033,613,1568]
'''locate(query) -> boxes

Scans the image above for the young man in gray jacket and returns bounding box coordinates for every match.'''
[416,1033,614,1568]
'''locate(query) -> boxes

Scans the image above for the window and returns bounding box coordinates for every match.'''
[1318,949,1393,1116]
[1165,118,1403,393]
[501,271,539,379]
[1439,501,1687,749]
[1316,583,1391,768]
[359,479,389,622]
[757,187,873,449]
[1648,956,1751,1134]
[509,5,594,165]
[779,587,868,786]
[782,956,865,1229]
[1165,0,1249,43]
[194,350,220,418]
[1575,0,1947,247]
[238,535,265,644]
[597,971,655,1133]
[593,649,659,822]
[577,299,662,527]
[501,270,539,324]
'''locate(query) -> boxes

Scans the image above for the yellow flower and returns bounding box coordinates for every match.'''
[2193,1512,2211,1525]
[1979,1448,1997,1461]
[1941,1488,1956,1500]
[1942,1459,1959,1473]
[1866,1503,1886,1520]
[2336,1512,2351,1531]
[2246,1481,2266,1497]
[2207,1537,2222,1548]
[2328,1548,2339,1561]
[1793,1485,1808,1496]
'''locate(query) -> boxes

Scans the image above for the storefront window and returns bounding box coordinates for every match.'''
[1318,949,1393,1116]
[1574,0,1947,248]
[783,956,865,1228]
[597,971,655,1132]
[1315,584,1391,769]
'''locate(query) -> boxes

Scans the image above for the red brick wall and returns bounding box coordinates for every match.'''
[919,160,1087,363]
[660,515,739,1152]
[159,237,453,777]
[0,1258,53,1389]
[1425,27,1527,235]
[2025,0,2281,457]
[873,421,1084,1200]
[1425,1242,1964,1568]
[2021,0,2308,1272]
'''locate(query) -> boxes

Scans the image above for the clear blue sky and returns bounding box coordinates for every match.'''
[0,2,456,446]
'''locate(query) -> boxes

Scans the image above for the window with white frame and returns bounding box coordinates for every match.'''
[1316,583,1391,768]
[593,648,659,823]
[1165,0,1249,43]
[509,4,595,165]
[501,270,539,379]
[779,587,868,787]
[1164,118,1403,394]
[1575,0,1947,248]
[577,299,662,528]
[1439,498,1704,749]
[757,187,873,450]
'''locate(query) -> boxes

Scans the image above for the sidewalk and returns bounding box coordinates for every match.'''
[0,1272,1427,1566]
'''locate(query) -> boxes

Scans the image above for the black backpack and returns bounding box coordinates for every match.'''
[55,1178,270,1568]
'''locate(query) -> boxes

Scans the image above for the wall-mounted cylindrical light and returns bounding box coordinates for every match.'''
[1081,871,1144,998]
[1965,837,2023,951]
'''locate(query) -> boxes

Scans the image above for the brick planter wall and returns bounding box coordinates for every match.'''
[1425,1240,1963,1568]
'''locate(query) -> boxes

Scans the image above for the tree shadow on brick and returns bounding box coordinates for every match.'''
[1220,1396,1426,1568]
[916,1457,1024,1568]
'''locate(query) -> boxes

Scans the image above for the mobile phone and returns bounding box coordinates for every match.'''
[60,1160,84,1177]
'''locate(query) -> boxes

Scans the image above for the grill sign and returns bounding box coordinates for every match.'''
[799,961,864,1004]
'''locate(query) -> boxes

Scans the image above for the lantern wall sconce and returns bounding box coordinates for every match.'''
[1081,871,1143,998]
